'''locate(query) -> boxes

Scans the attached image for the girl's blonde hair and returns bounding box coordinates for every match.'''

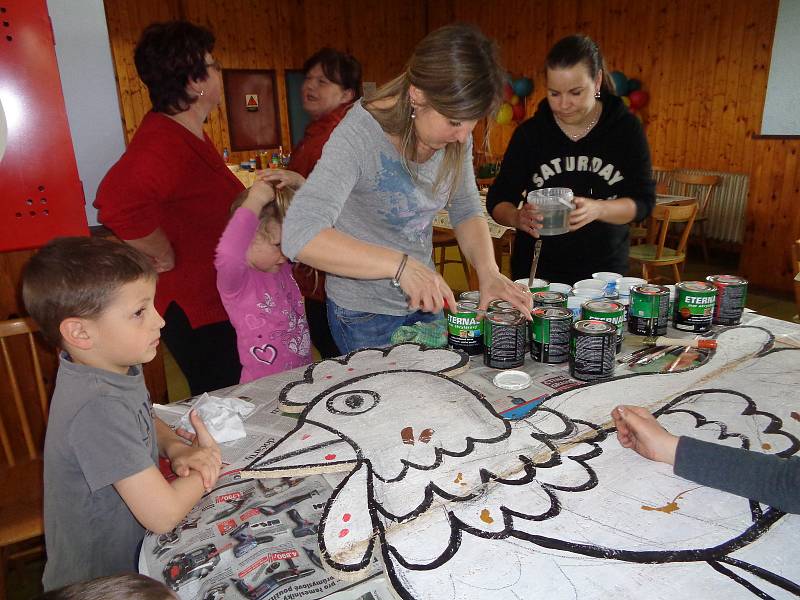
[230,185,295,237]
[365,24,505,201]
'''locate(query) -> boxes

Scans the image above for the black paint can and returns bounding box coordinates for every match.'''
[483,309,527,369]
[569,319,616,381]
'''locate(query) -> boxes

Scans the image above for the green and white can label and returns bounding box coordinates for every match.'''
[673,281,717,332]
[581,300,624,353]
[447,300,483,355]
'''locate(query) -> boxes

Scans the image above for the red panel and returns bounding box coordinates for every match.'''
[0,0,88,253]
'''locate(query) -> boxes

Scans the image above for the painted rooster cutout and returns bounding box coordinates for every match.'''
[243,328,800,599]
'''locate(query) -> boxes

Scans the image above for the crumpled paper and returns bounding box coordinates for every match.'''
[176,393,255,443]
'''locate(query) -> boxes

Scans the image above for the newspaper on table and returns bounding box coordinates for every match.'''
[146,380,390,600]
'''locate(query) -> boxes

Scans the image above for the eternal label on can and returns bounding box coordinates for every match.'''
[531,307,572,363]
[581,300,624,353]
[569,319,616,381]
[707,274,748,326]
[484,309,527,369]
[673,281,717,332]
[447,300,483,355]
[628,284,670,336]
[532,291,568,308]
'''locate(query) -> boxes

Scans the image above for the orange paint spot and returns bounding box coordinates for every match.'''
[641,488,694,514]
[480,509,494,524]
[791,411,800,422]
[419,428,434,443]
[454,472,463,484]
[762,442,772,450]
[401,427,415,446]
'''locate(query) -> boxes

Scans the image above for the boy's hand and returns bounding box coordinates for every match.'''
[169,410,222,491]
[611,405,679,465]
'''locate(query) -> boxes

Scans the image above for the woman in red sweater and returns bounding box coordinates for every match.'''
[95,21,242,394]
[264,48,362,359]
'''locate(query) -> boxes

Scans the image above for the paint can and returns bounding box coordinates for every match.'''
[459,290,481,304]
[531,307,572,363]
[515,278,549,293]
[706,274,748,326]
[628,284,670,336]
[673,281,717,332]
[532,291,568,308]
[488,299,515,312]
[483,309,527,369]
[569,319,617,381]
[447,300,483,355]
[580,300,625,353]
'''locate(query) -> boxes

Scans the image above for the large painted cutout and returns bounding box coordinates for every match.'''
[243,330,800,599]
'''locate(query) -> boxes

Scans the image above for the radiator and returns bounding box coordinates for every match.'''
[654,169,749,244]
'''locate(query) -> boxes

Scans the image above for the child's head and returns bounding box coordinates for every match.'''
[233,185,294,273]
[23,237,164,373]
[39,573,178,599]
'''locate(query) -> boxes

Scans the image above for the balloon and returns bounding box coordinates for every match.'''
[621,95,631,107]
[512,102,526,121]
[503,82,514,102]
[609,70,629,96]
[627,78,642,92]
[495,103,513,125]
[510,94,520,106]
[512,77,534,97]
[628,89,650,110]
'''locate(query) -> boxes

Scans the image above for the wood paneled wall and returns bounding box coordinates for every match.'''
[102,0,798,293]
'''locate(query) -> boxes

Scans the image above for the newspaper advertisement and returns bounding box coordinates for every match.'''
[140,470,383,600]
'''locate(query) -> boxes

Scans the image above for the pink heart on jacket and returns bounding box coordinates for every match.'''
[245,313,267,330]
[251,344,278,364]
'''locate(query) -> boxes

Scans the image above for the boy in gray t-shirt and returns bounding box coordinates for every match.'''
[23,237,223,591]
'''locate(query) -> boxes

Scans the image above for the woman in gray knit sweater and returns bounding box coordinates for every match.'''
[281,24,531,353]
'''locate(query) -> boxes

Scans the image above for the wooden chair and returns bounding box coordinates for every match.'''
[432,227,476,290]
[0,318,53,596]
[792,239,800,322]
[673,173,720,263]
[629,200,699,283]
[652,166,673,195]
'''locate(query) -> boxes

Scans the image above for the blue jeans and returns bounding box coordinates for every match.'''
[326,298,442,354]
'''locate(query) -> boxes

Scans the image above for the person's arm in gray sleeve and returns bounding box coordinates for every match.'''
[674,436,800,514]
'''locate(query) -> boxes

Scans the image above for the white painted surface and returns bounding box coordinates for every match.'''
[761,0,800,135]
[47,0,126,225]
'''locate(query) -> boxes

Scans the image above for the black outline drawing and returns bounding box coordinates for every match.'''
[243,336,800,598]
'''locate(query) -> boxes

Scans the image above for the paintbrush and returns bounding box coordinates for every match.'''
[665,344,694,373]
[631,345,681,366]
[642,336,717,350]
[528,239,543,288]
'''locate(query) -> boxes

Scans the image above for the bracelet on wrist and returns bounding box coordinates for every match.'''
[391,253,409,288]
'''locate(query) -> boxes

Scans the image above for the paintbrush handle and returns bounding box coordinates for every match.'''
[528,239,542,287]
[643,336,717,349]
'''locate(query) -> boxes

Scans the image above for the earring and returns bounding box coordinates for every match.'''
[200,89,205,97]
[595,90,601,99]
[410,98,416,119]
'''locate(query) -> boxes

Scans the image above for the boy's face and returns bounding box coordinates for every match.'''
[78,277,165,374]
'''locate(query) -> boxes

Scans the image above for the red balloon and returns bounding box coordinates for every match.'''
[503,82,514,102]
[512,102,526,121]
[628,90,650,110]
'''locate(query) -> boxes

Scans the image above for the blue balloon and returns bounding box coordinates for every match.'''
[512,77,534,97]
[609,70,629,96]
[627,78,642,92]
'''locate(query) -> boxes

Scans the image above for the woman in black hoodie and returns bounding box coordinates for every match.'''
[487,35,655,285]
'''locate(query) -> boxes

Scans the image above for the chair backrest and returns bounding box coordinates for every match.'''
[673,173,720,217]
[652,166,673,194]
[646,199,699,259]
[0,318,55,467]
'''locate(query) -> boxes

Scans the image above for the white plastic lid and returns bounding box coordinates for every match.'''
[493,370,532,391]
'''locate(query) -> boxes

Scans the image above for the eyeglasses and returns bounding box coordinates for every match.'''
[205,60,222,72]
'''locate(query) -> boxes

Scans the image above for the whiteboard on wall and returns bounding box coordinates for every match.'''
[761,0,800,135]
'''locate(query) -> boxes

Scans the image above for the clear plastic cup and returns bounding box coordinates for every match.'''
[527,188,574,235]
[573,278,606,291]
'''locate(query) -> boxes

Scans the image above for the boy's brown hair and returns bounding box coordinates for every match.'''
[38,573,177,599]
[22,237,156,347]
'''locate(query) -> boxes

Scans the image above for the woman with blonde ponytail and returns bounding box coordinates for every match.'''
[281,24,531,353]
